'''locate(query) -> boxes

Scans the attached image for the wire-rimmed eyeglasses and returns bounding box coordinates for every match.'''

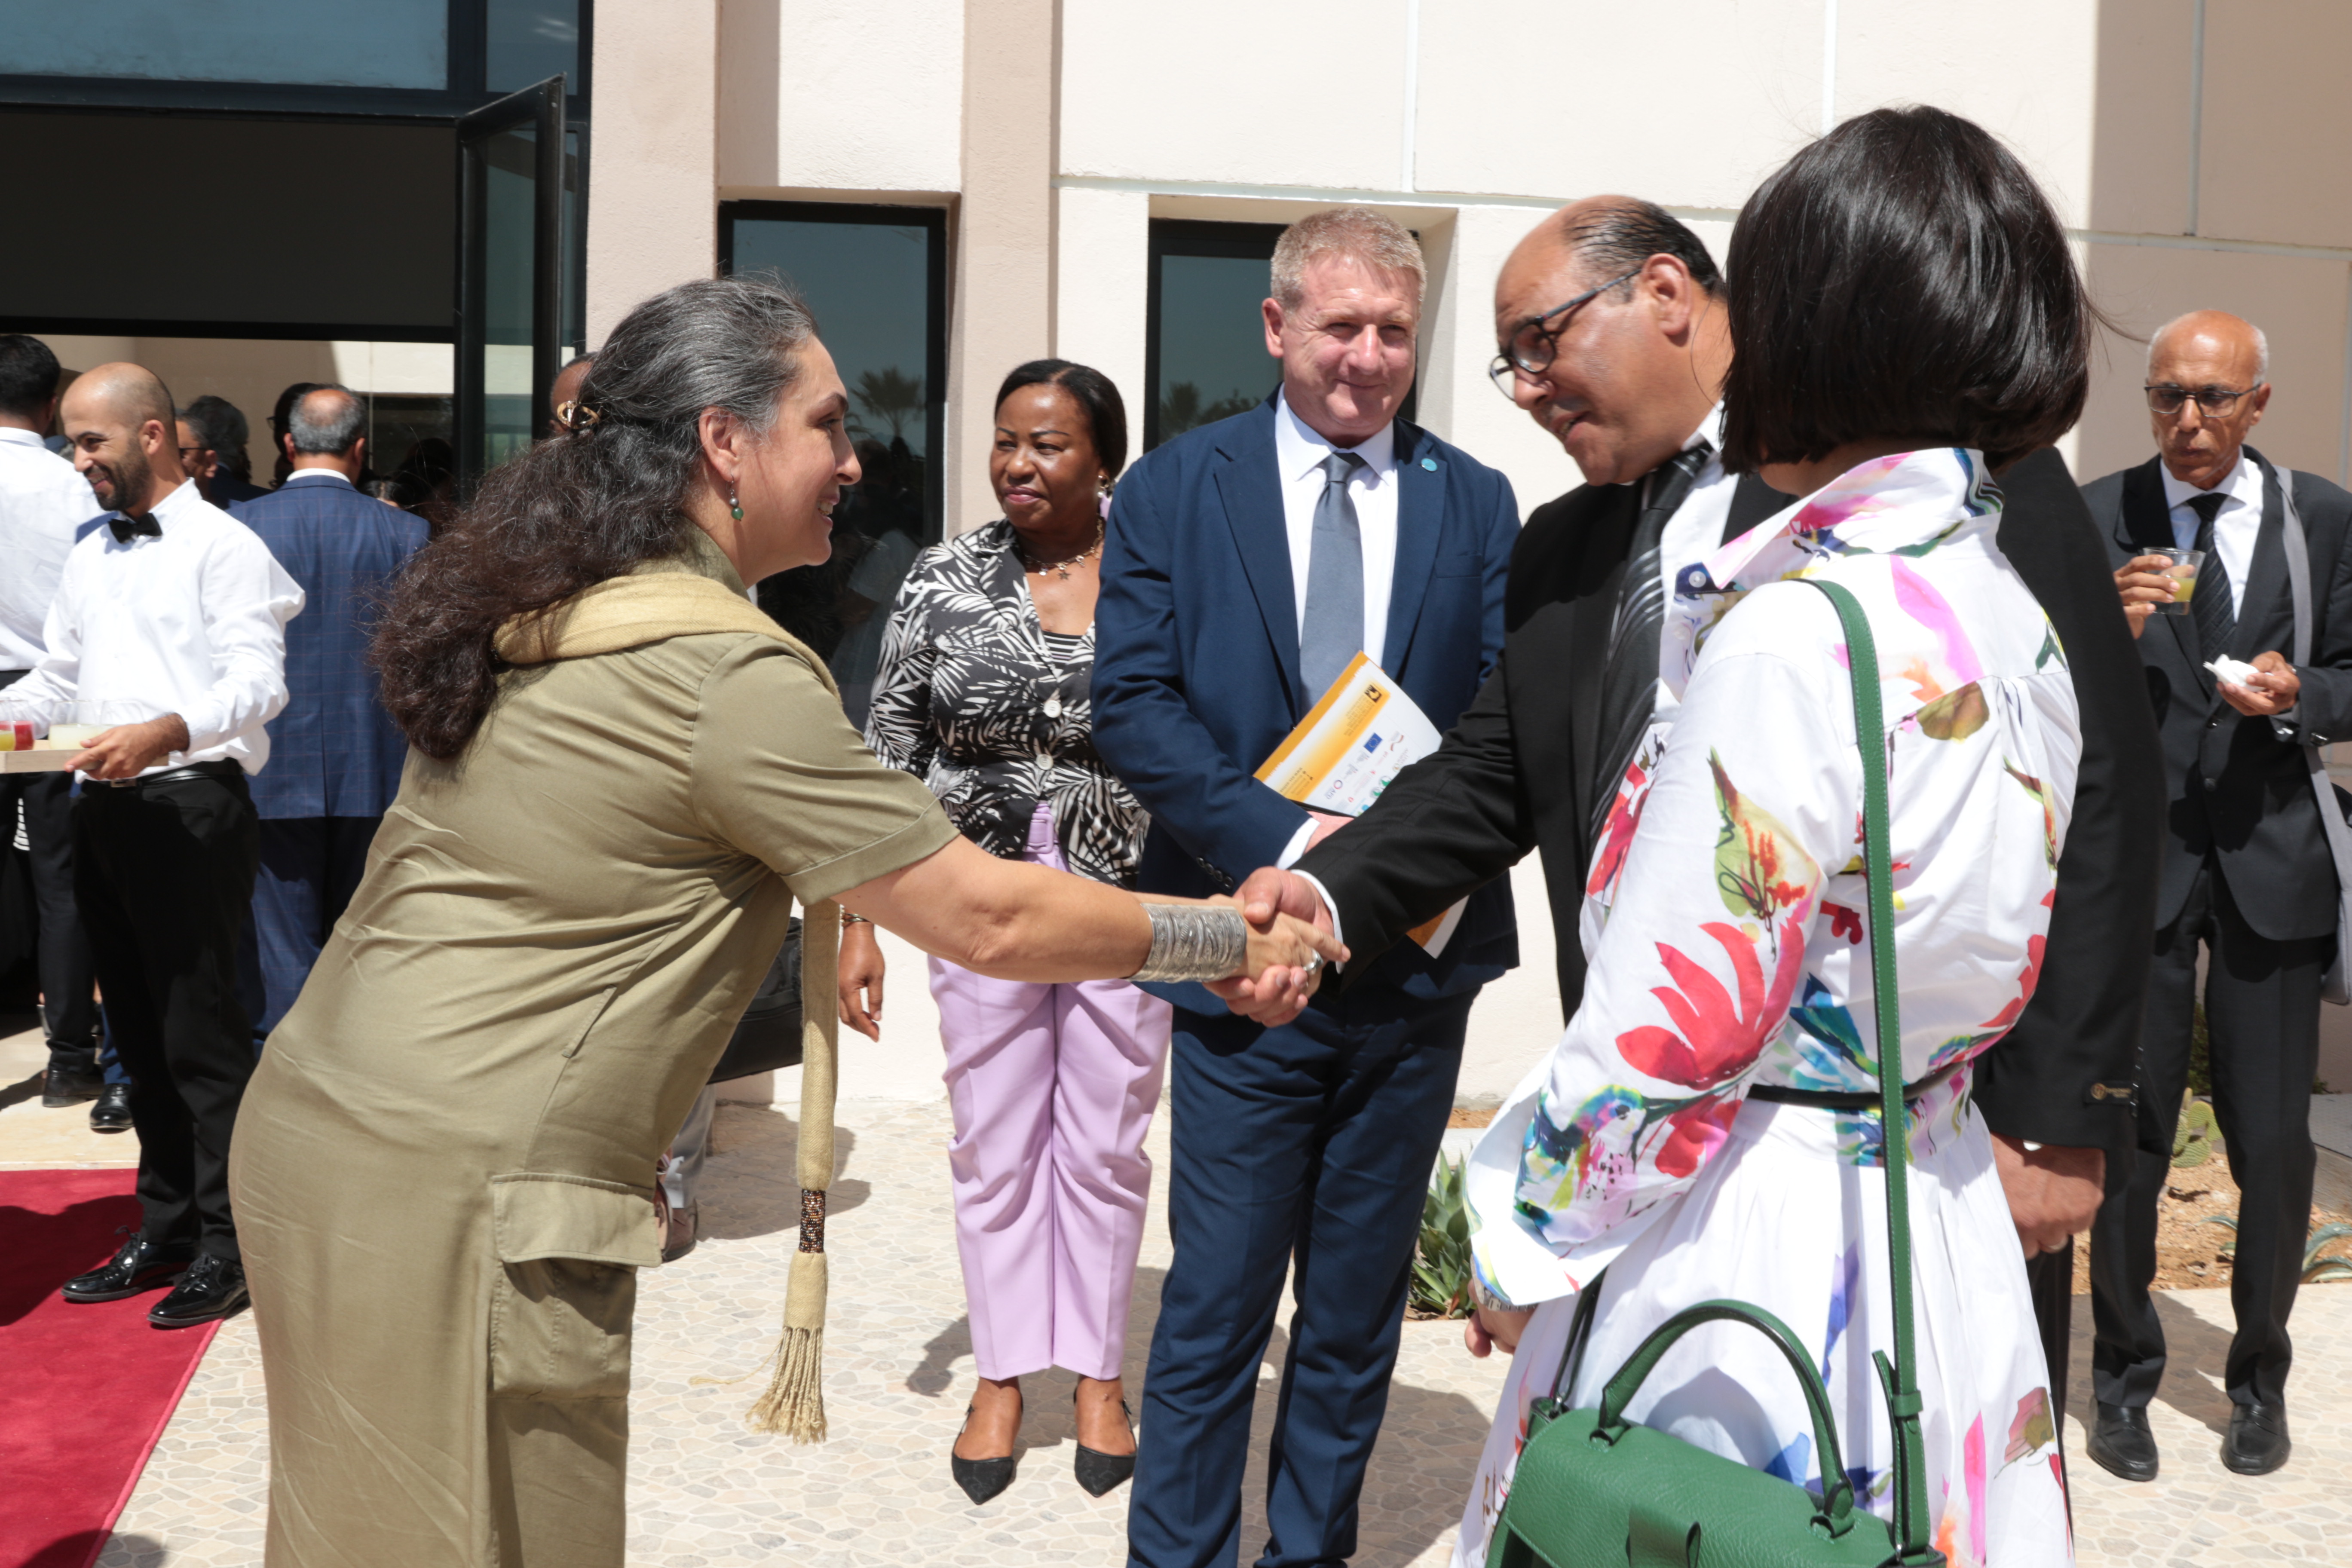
[1488,268,1643,394]
[2145,383,2259,418]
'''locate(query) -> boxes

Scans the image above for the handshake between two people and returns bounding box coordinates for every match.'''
[1207,866,1338,1027]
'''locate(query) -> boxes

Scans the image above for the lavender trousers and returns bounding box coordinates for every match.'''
[931,804,1173,1381]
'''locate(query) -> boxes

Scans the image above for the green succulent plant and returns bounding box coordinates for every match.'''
[2172,1096,2223,1168]
[2202,1217,2352,1283]
[1411,1154,1476,1318]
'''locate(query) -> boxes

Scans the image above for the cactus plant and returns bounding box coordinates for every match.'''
[1411,1154,1476,1318]
[2172,1096,2222,1168]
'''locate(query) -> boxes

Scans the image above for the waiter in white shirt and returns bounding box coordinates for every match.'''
[0,335,105,1110]
[1,363,303,1329]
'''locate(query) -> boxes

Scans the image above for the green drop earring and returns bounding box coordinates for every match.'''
[728,490,744,523]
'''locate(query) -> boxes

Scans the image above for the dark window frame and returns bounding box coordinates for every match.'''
[0,0,592,119]
[1144,219,1288,452]
[1143,216,1420,452]
[718,199,951,542]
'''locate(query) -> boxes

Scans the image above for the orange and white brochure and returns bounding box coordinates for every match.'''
[1254,652,1467,955]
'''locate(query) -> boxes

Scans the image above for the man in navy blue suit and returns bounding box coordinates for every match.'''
[232,385,426,1039]
[1093,207,1519,1568]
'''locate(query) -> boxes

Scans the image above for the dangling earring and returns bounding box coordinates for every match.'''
[728,490,744,523]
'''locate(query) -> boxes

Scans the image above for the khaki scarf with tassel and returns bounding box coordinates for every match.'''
[497,565,845,1444]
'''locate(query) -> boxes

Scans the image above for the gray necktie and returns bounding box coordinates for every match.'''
[1299,450,1369,697]
[2187,491,2237,660]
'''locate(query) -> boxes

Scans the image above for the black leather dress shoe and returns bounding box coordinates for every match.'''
[2222,1401,2291,1475]
[41,1050,103,1107]
[62,1234,193,1303]
[89,1083,132,1133]
[148,1255,248,1328]
[2086,1402,2160,1482]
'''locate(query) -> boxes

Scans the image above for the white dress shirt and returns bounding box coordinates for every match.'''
[2161,452,2264,619]
[0,426,101,671]
[282,466,354,488]
[1273,392,1400,674]
[0,479,304,775]
[1651,403,1735,724]
[1272,395,1403,871]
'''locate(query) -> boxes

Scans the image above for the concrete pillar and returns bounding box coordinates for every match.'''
[585,0,720,346]
[1052,186,1149,458]
[944,0,1057,536]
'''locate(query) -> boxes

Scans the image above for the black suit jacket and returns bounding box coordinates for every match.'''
[1302,446,2160,1153]
[2083,450,2352,944]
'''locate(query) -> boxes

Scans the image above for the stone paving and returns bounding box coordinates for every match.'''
[5,1018,2350,1565]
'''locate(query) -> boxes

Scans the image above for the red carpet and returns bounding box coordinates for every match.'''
[0,1169,222,1568]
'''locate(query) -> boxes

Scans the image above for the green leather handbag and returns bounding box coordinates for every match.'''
[1488,579,1945,1568]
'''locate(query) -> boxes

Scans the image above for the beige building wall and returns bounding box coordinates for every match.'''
[579,0,2352,1095]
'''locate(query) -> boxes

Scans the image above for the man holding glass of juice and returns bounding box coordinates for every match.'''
[2086,309,2352,1483]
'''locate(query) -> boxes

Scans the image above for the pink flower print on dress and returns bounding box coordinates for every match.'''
[1890,556,1984,694]
[1653,1093,1741,1177]
[1619,918,1807,1090]
[1587,761,1649,897]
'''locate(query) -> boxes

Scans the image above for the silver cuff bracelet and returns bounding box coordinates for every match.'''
[1131,902,1249,983]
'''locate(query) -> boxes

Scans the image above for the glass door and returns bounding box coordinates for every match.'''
[455,74,564,494]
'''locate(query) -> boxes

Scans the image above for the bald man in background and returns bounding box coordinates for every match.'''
[0,364,302,1328]
[2087,310,2352,1479]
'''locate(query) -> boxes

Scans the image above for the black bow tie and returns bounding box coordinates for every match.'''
[108,513,162,543]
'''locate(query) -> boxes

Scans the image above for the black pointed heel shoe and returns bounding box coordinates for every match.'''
[1072,1390,1136,1498]
[950,1403,1018,1505]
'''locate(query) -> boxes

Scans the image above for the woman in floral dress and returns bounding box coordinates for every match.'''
[1453,107,2093,1568]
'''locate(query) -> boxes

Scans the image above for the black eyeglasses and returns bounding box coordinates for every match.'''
[2145,383,2259,417]
[1488,268,1643,393]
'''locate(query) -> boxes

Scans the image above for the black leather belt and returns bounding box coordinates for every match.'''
[1747,1057,1967,1112]
[97,760,246,790]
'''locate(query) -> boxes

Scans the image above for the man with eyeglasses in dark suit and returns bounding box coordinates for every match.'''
[1225,197,2161,1464]
[2087,309,2352,1481]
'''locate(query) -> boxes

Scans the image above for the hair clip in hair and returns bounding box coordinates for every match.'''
[555,401,602,432]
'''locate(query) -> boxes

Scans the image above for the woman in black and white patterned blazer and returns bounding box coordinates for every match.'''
[855,360,1167,1504]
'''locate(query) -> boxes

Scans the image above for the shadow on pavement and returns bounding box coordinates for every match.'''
[699,1103,867,1240]
[2150,1294,2238,1436]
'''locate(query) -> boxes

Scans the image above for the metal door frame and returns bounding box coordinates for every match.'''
[455,73,564,495]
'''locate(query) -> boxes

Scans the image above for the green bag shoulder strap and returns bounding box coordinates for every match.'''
[1799,576,1937,1565]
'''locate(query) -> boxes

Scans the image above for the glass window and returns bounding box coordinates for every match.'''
[488,0,580,94]
[720,202,947,719]
[1146,220,1285,450]
[1144,218,1418,450]
[9,0,447,90]
[477,120,541,471]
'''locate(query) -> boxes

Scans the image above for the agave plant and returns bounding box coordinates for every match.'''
[1411,1154,1476,1318]
[2202,1217,2352,1283]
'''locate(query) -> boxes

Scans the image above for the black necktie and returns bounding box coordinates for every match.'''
[108,512,162,544]
[1589,441,1710,839]
[2186,491,2236,662]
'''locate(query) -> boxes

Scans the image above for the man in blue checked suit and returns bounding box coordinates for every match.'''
[1093,208,1519,1568]
[231,385,426,1039]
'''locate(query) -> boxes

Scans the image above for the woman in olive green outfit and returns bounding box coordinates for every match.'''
[227,276,1338,1568]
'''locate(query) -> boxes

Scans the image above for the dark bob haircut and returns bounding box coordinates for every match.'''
[1719,105,2093,474]
[994,359,1129,480]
